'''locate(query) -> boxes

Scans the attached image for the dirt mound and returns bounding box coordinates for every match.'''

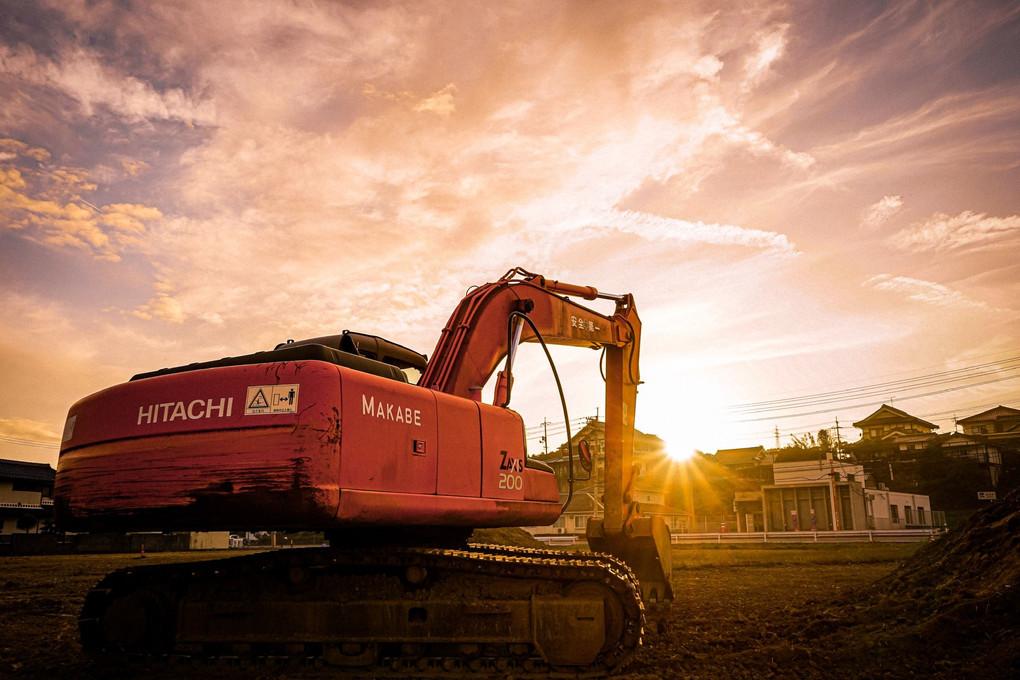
[859,486,1020,670]
[779,487,1020,678]
[641,489,1020,679]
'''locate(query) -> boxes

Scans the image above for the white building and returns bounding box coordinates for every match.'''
[0,458,55,535]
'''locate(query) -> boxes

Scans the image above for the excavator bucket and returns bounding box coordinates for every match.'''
[586,515,674,603]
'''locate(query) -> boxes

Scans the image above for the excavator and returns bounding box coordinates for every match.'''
[55,267,673,677]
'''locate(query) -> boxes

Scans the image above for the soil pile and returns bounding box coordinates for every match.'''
[760,487,1020,679]
[860,485,1020,674]
[629,489,1020,679]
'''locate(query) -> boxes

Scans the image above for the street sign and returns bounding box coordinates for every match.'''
[977,491,997,501]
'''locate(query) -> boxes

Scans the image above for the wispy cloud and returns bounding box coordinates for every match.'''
[891,211,1020,254]
[0,45,215,125]
[864,274,992,311]
[742,23,789,92]
[600,210,797,255]
[860,195,905,231]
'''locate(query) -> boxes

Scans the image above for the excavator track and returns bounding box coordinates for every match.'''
[80,544,644,678]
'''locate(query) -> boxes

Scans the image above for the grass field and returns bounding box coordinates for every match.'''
[669,541,925,568]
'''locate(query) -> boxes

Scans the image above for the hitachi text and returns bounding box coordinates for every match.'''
[137,397,234,425]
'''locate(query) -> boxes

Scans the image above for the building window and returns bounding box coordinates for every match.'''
[904,506,914,525]
[917,507,926,525]
[890,505,899,524]
[574,515,588,530]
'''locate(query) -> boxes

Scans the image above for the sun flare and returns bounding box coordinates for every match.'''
[664,440,699,462]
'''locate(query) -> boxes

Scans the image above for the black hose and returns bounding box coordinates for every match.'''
[504,311,576,513]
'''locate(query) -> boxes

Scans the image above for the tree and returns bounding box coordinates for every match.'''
[16,514,37,533]
[789,432,817,449]
[817,429,833,453]
[914,446,990,511]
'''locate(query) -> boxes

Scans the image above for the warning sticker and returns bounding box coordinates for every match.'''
[245,384,300,415]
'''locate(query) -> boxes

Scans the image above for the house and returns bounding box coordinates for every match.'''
[527,420,692,537]
[850,404,1004,493]
[853,404,938,441]
[757,449,868,531]
[712,446,774,483]
[738,448,935,532]
[957,406,1020,442]
[0,458,56,535]
[935,431,1003,486]
[864,489,933,530]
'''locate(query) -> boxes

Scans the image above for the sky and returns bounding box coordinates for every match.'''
[2,0,1019,468]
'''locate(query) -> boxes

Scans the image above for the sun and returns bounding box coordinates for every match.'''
[663,438,699,462]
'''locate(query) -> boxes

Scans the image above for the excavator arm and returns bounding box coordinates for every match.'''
[422,267,673,602]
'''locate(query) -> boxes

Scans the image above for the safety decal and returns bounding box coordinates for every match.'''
[245,384,300,415]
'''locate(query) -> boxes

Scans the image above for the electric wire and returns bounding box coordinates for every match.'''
[726,346,1020,408]
[727,356,1020,415]
[0,435,60,449]
[702,353,1020,451]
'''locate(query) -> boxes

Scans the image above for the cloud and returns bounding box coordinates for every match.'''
[413,83,458,117]
[742,24,789,91]
[805,89,1020,187]
[0,142,162,260]
[891,210,1020,254]
[132,293,185,324]
[599,209,797,255]
[84,2,814,340]
[864,274,992,311]
[860,195,905,231]
[0,44,216,125]
[0,417,61,445]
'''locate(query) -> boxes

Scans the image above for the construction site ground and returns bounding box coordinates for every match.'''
[2,496,1017,680]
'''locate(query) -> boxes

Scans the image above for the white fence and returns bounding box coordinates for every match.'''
[670,529,938,544]
[531,528,939,547]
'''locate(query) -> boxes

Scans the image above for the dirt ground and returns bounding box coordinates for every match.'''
[629,488,1020,680]
[2,498,1017,680]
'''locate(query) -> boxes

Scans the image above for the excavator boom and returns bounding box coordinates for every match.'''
[422,267,672,601]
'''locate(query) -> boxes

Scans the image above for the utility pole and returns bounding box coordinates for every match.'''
[774,426,780,449]
[834,418,843,458]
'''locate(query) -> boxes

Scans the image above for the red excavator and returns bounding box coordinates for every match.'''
[55,267,673,676]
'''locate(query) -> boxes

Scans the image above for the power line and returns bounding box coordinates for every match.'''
[713,378,1020,450]
[726,346,1020,407]
[733,371,1020,423]
[0,435,60,449]
[727,356,1020,415]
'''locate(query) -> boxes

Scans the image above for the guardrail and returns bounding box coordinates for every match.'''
[671,529,939,544]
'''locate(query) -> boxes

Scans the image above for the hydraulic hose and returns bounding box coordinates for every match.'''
[503,310,577,513]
